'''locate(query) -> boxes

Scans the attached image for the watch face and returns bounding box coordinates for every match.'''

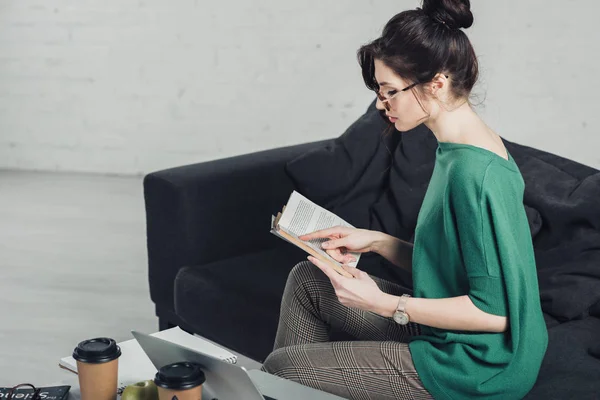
[393,311,409,325]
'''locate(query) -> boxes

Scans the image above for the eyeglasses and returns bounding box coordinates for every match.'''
[375,82,420,111]
[6,383,42,399]
[375,75,449,111]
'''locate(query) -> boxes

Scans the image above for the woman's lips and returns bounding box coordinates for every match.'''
[388,116,398,123]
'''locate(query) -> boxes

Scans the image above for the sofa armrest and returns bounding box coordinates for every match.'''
[143,140,331,310]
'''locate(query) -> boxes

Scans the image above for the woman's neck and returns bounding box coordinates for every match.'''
[424,101,493,144]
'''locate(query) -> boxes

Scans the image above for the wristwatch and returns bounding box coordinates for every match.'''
[392,294,411,325]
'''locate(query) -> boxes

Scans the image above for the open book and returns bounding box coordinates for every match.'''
[271,191,361,278]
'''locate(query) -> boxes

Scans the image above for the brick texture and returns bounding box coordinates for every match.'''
[0,1,598,175]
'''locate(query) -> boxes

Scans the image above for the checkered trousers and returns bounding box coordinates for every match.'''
[261,261,433,400]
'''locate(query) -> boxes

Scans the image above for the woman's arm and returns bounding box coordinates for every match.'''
[374,292,508,333]
[372,232,414,274]
[307,254,507,333]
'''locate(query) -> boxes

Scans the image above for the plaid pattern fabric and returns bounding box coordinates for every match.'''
[262,261,433,400]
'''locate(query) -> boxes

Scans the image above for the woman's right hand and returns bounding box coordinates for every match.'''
[299,226,384,264]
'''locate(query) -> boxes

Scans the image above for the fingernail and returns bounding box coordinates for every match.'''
[321,242,328,248]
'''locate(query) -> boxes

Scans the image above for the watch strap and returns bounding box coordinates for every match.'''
[396,294,411,313]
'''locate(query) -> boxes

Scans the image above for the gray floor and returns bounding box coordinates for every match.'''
[0,170,260,387]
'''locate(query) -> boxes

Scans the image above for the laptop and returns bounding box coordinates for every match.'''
[131,330,345,400]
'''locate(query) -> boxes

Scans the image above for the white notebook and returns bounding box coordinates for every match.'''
[59,327,237,388]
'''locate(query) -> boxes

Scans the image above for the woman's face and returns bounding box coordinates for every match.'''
[373,59,431,132]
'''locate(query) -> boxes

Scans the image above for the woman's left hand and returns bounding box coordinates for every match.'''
[307,256,386,313]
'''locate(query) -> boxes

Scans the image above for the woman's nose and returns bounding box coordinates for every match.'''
[375,98,386,111]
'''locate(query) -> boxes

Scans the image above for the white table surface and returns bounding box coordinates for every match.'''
[52,328,344,400]
[53,369,345,400]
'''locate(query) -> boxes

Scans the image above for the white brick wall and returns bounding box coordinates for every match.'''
[0,0,598,175]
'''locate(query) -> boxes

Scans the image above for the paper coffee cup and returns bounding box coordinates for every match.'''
[154,362,205,400]
[72,338,122,400]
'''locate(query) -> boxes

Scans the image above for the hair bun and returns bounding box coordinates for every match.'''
[422,0,473,30]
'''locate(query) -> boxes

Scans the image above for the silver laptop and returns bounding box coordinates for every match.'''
[131,330,344,400]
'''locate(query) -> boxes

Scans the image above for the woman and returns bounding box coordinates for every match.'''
[261,0,548,399]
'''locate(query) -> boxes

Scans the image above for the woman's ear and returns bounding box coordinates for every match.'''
[431,73,450,98]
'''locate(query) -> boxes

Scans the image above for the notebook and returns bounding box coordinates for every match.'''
[0,385,70,400]
[59,327,237,389]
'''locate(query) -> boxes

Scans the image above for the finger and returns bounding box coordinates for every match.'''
[332,252,356,265]
[321,237,348,250]
[326,248,346,263]
[298,228,336,241]
[344,254,357,263]
[328,248,355,263]
[299,226,350,241]
[307,256,341,284]
[341,264,361,278]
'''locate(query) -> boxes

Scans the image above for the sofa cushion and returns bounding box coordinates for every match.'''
[524,317,600,399]
[174,246,303,361]
[285,106,433,242]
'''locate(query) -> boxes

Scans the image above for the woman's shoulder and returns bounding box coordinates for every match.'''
[482,158,525,196]
[439,145,493,188]
[442,153,523,205]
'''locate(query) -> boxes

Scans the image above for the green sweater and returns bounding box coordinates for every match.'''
[408,142,548,400]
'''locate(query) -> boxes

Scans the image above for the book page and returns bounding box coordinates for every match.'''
[276,191,361,268]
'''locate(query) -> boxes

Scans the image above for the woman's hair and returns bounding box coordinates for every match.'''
[357,0,478,101]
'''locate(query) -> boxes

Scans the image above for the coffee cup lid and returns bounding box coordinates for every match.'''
[154,362,206,390]
[72,338,121,364]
